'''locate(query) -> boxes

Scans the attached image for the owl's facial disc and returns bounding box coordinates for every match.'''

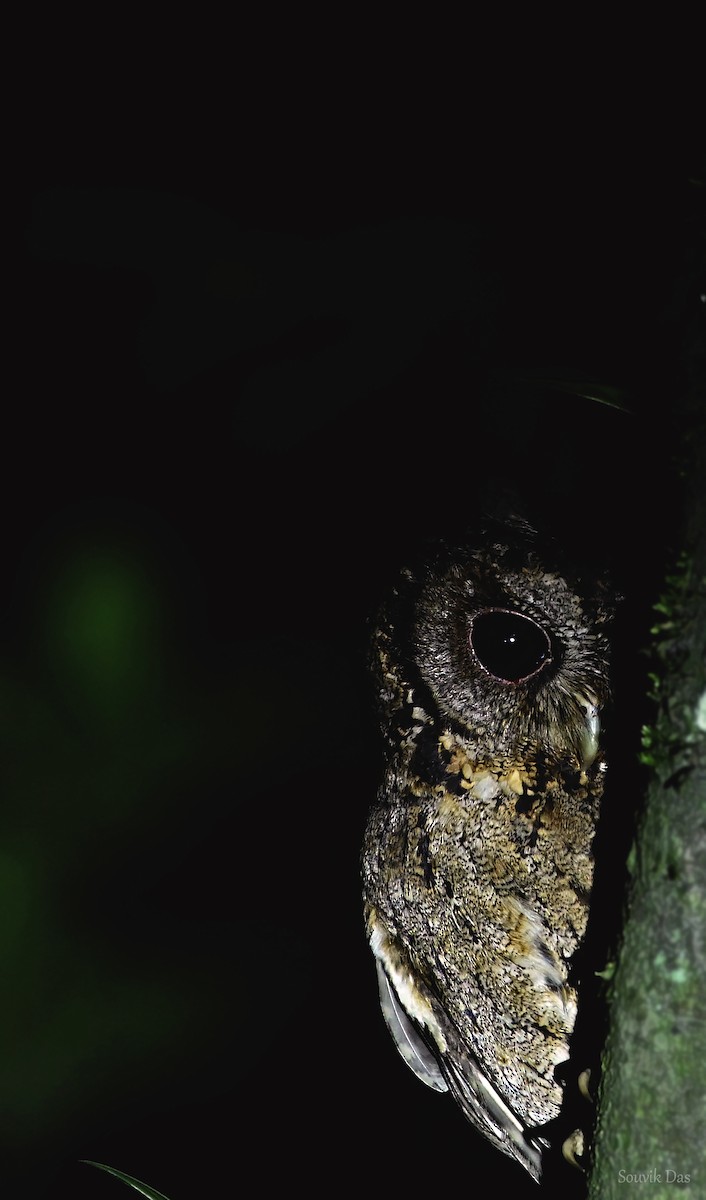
[469,609,553,685]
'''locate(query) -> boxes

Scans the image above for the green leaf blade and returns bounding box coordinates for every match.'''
[81,1160,173,1200]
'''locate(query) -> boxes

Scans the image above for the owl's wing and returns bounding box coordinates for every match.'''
[437,1029,546,1183]
[375,960,448,1092]
[375,955,545,1182]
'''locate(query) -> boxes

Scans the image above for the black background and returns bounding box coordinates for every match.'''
[7,92,703,1199]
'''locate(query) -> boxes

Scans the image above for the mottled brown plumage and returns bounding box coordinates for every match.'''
[361,519,614,1181]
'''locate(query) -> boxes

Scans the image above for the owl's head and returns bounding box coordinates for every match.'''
[373,517,616,771]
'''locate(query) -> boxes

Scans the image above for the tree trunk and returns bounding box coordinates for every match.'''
[588,216,706,1198]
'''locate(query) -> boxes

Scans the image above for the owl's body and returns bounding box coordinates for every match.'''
[362,522,614,1182]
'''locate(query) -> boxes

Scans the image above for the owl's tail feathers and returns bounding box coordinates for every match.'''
[440,1048,545,1183]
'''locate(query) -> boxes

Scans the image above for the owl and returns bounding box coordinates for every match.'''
[361,518,614,1182]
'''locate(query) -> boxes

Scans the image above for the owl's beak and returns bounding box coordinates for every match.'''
[576,692,600,769]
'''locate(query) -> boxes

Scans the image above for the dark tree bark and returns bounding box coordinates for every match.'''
[588,198,706,1198]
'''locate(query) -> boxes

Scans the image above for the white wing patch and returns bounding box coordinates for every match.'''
[375,961,448,1092]
[368,916,448,1059]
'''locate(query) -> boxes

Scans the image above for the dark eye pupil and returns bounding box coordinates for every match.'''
[470,610,551,683]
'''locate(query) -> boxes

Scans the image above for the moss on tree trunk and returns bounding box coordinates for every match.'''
[588,225,706,1197]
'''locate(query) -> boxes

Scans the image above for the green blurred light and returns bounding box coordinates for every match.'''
[46,550,162,719]
[0,851,31,956]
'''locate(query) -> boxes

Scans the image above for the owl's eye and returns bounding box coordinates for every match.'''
[470,609,552,683]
